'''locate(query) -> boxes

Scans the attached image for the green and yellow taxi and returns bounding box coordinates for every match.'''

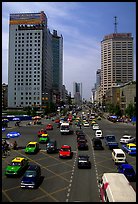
[39,133,49,143]
[25,142,39,154]
[5,157,29,177]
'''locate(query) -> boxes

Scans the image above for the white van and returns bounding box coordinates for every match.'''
[112,148,126,164]
[99,173,136,202]
[60,122,70,135]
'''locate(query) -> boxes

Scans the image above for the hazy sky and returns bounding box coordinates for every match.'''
[2,2,136,100]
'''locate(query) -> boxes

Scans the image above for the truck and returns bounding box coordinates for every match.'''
[104,135,118,149]
[99,173,136,202]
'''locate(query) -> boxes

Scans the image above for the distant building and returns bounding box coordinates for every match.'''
[73,82,82,105]
[101,33,134,101]
[104,81,136,114]
[96,69,101,89]
[52,29,63,103]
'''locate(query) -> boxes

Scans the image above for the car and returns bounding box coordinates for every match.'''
[39,133,49,143]
[120,135,135,144]
[54,119,60,123]
[91,120,96,126]
[78,155,91,169]
[97,116,102,120]
[117,163,136,181]
[37,129,47,137]
[122,143,136,155]
[95,129,103,138]
[78,140,88,150]
[112,148,126,164]
[92,123,99,130]
[25,142,39,154]
[77,135,87,142]
[59,145,73,159]
[92,138,104,150]
[104,135,118,149]
[83,121,90,127]
[5,157,29,177]
[76,130,85,136]
[46,140,57,153]
[46,124,53,130]
[21,165,41,189]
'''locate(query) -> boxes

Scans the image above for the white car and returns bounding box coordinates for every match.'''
[83,121,90,127]
[95,129,103,138]
[92,124,99,130]
[120,135,135,144]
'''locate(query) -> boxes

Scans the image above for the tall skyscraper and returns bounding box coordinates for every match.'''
[101,33,133,99]
[8,11,56,108]
[52,30,63,103]
[73,82,82,105]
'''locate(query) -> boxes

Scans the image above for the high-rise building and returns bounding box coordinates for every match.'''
[8,11,54,108]
[101,33,133,99]
[73,82,82,105]
[52,30,63,104]
[96,69,101,89]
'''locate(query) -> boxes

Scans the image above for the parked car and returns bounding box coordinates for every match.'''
[120,135,135,144]
[25,142,39,154]
[92,123,99,130]
[39,133,49,143]
[117,163,136,181]
[95,129,103,139]
[92,138,104,150]
[59,145,73,159]
[46,140,57,153]
[46,124,53,130]
[122,143,136,156]
[5,157,29,177]
[78,155,91,169]
[21,165,41,189]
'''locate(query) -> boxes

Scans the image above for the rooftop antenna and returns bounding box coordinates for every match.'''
[114,16,118,33]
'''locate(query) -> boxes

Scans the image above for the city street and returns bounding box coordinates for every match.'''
[2,117,136,202]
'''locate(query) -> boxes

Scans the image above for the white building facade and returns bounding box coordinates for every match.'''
[8,11,53,108]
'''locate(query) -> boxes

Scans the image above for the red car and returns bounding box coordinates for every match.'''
[59,145,73,159]
[37,129,47,137]
[55,119,60,123]
[46,124,53,130]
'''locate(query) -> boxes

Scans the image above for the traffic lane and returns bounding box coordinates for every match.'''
[2,147,77,202]
[68,150,100,202]
[68,126,100,202]
[88,120,136,191]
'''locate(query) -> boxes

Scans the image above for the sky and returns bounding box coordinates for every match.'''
[2,2,136,100]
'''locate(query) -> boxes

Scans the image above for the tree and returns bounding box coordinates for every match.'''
[125,103,135,118]
[114,104,122,117]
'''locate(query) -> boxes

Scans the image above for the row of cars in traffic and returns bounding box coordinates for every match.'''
[89,118,136,202]
[90,121,136,182]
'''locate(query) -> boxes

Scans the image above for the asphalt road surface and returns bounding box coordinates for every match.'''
[2,117,136,202]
